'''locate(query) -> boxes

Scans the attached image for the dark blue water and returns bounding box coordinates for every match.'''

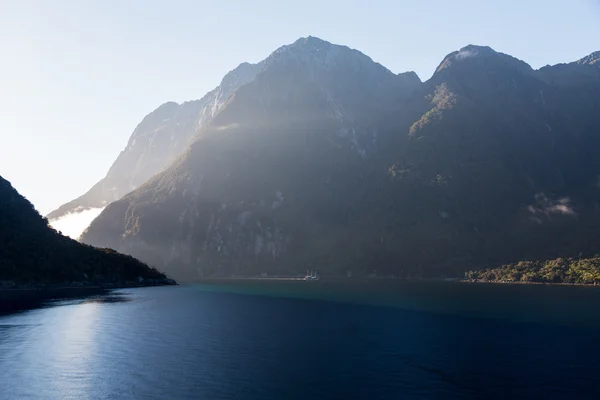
[1,281,600,399]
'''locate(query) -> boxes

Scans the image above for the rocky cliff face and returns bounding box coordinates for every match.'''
[46,61,264,223]
[80,38,600,281]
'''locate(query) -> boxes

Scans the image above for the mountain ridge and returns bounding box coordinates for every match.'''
[49,36,421,226]
[50,38,596,224]
[53,37,600,281]
[46,61,265,222]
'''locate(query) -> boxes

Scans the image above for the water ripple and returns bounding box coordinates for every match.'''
[1,284,600,399]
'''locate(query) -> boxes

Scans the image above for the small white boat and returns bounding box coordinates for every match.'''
[304,270,319,281]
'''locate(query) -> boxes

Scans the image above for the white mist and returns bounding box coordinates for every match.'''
[49,207,105,240]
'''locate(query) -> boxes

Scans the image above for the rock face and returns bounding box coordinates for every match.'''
[0,175,169,286]
[80,38,600,281]
[46,62,264,222]
[80,37,421,279]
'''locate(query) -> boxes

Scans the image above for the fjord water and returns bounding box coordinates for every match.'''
[1,282,600,399]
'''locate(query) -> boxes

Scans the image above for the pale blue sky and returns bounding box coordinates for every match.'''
[1,0,599,215]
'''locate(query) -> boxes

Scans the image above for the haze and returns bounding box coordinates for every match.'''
[1,0,599,216]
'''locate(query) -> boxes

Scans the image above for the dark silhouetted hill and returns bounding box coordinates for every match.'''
[0,175,170,287]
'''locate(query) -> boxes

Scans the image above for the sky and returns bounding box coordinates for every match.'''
[1,0,599,216]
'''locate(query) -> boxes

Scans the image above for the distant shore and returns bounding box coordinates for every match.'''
[190,276,460,284]
[192,276,600,288]
[460,279,600,287]
[195,277,306,282]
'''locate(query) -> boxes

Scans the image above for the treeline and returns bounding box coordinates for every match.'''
[0,175,167,286]
[465,257,600,284]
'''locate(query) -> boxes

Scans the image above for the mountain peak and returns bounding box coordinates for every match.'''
[434,44,533,75]
[263,36,395,81]
[438,44,497,68]
[270,36,337,58]
[78,40,600,282]
[456,44,496,58]
[292,35,331,47]
[577,51,600,66]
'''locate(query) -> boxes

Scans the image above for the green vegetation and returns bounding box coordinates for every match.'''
[80,44,600,281]
[0,175,170,287]
[465,257,600,285]
[409,83,456,137]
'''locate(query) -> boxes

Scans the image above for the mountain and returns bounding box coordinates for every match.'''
[0,175,171,287]
[80,37,422,279]
[537,50,600,88]
[392,45,600,275]
[46,61,265,222]
[81,38,600,281]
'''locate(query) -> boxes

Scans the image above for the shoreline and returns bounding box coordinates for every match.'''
[1,278,177,291]
[191,276,600,288]
[0,287,106,314]
[0,281,177,314]
[190,277,461,284]
[194,277,306,282]
[460,279,600,287]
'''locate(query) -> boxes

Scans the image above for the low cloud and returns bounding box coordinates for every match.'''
[49,207,105,240]
[528,193,575,221]
[215,123,240,131]
[455,49,478,60]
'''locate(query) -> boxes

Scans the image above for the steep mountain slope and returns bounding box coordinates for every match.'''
[81,39,600,281]
[385,45,600,275]
[0,175,170,287]
[81,37,422,279]
[47,62,264,222]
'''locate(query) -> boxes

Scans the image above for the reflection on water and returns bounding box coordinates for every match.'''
[84,294,132,304]
[0,291,128,399]
[49,301,99,400]
[53,293,133,308]
[0,284,599,399]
